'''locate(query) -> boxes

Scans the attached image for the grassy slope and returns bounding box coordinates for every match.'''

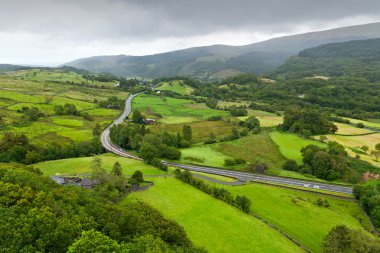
[122,177,303,253]
[35,153,163,176]
[156,80,194,95]
[132,94,228,124]
[0,71,125,144]
[269,132,327,164]
[225,183,372,253]
[148,120,239,143]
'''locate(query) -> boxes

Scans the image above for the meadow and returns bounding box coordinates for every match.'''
[35,153,163,176]
[123,177,304,253]
[155,80,194,95]
[149,120,240,143]
[269,132,327,164]
[132,94,228,124]
[0,70,125,145]
[222,182,372,253]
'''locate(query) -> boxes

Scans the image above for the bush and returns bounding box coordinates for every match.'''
[224,159,236,166]
[282,160,299,171]
[357,122,365,128]
[152,158,168,171]
[234,158,246,165]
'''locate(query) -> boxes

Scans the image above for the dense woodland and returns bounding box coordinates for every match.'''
[0,166,204,253]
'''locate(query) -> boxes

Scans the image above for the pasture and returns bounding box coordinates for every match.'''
[132,94,228,123]
[224,182,372,253]
[35,153,163,176]
[148,120,240,143]
[335,122,374,135]
[0,70,123,145]
[269,132,327,164]
[123,177,304,253]
[155,80,194,95]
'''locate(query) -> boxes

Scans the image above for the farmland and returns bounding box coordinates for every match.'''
[132,94,228,124]
[35,153,163,176]
[0,70,126,145]
[155,80,194,95]
[123,177,304,253]
[224,182,371,252]
[270,132,327,164]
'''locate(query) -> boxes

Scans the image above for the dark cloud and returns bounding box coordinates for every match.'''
[0,0,379,64]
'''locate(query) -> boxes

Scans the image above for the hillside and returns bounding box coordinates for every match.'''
[0,64,30,72]
[276,38,380,81]
[64,22,380,79]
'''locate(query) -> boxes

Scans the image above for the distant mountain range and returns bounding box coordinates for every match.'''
[276,38,380,81]
[64,22,380,79]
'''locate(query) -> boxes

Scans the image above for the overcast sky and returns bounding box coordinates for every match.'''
[1,0,380,66]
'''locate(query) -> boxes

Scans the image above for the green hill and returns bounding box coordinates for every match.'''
[276,38,380,81]
[64,22,380,79]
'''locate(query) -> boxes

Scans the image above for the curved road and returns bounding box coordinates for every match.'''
[101,94,353,195]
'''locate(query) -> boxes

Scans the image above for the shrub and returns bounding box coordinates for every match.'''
[282,160,299,171]
[224,159,236,166]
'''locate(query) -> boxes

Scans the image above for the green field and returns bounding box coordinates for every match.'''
[180,145,234,167]
[223,182,372,252]
[35,153,164,176]
[123,177,304,253]
[270,132,327,164]
[156,80,194,95]
[0,70,125,145]
[133,94,228,124]
[343,117,380,130]
[149,120,240,143]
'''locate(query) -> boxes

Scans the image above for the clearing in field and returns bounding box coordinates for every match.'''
[155,80,194,95]
[132,94,228,123]
[35,153,164,176]
[270,132,327,164]
[223,182,372,253]
[122,177,304,253]
[180,145,234,168]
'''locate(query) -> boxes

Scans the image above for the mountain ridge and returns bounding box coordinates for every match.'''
[64,22,380,78]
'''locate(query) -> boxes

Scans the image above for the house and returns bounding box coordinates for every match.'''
[145,118,156,125]
[51,176,65,185]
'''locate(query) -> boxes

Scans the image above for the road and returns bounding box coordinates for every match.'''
[101,94,353,195]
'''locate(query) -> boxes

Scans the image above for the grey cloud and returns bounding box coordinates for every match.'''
[1,0,380,40]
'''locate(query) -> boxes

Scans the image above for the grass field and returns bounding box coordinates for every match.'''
[0,70,125,145]
[191,171,236,182]
[237,109,283,127]
[122,177,304,253]
[180,145,234,168]
[343,117,380,130]
[155,80,194,95]
[149,120,240,143]
[321,133,380,167]
[223,182,372,252]
[270,132,327,164]
[35,153,164,176]
[133,94,228,124]
[335,122,375,135]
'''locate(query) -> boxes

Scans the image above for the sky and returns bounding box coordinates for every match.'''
[1,0,380,66]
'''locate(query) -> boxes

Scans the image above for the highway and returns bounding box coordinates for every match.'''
[101,94,353,195]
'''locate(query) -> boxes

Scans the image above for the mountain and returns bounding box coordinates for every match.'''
[275,38,380,81]
[64,22,380,79]
[0,64,30,72]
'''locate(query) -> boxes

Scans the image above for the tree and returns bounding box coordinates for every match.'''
[323,225,380,253]
[130,170,144,185]
[44,95,54,104]
[112,161,122,177]
[319,135,327,143]
[91,157,107,185]
[371,150,380,161]
[376,143,380,151]
[244,116,260,131]
[93,123,101,136]
[132,110,145,124]
[139,143,159,163]
[282,160,298,171]
[182,125,192,142]
[361,145,369,154]
[67,230,121,253]
[204,132,216,144]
